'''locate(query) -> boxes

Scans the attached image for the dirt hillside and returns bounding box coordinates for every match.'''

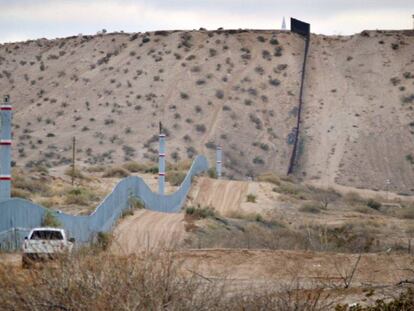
[0,29,413,193]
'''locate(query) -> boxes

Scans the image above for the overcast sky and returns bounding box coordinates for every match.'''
[0,0,413,43]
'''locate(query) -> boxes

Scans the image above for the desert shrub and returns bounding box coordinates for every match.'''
[406,154,414,164]
[208,48,217,57]
[257,173,280,185]
[366,199,381,210]
[185,205,216,219]
[259,143,269,151]
[123,161,157,173]
[0,249,335,310]
[166,171,186,186]
[64,187,98,206]
[128,197,145,210]
[262,50,271,60]
[86,165,106,173]
[276,182,309,200]
[274,46,283,57]
[249,113,262,130]
[42,210,61,227]
[299,202,321,213]
[354,205,376,214]
[121,209,134,218]
[180,92,189,99]
[103,167,130,178]
[246,194,257,203]
[207,167,217,178]
[344,192,366,206]
[12,169,50,195]
[397,208,414,219]
[401,94,414,104]
[269,38,279,45]
[96,232,112,250]
[269,78,280,86]
[335,288,414,310]
[11,188,31,199]
[256,35,266,42]
[215,90,224,99]
[205,141,216,149]
[255,66,264,75]
[64,167,84,179]
[38,198,57,208]
[253,157,264,165]
[195,124,206,133]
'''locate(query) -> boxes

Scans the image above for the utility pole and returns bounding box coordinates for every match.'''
[72,136,76,186]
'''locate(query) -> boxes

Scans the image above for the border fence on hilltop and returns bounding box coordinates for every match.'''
[287,18,311,175]
[0,155,208,251]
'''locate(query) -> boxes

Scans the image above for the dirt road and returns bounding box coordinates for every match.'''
[111,210,186,254]
[179,249,414,288]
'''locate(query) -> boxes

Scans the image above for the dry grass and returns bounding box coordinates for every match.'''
[257,172,281,185]
[0,249,336,310]
[103,167,130,178]
[166,170,186,186]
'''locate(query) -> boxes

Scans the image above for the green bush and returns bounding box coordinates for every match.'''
[64,167,84,179]
[96,232,112,251]
[166,171,186,186]
[185,206,216,219]
[128,197,145,209]
[121,209,134,218]
[255,214,264,222]
[299,202,321,214]
[122,161,158,174]
[12,169,51,196]
[257,173,280,185]
[207,167,217,179]
[64,187,98,206]
[42,210,62,227]
[123,161,144,172]
[246,194,257,203]
[103,167,130,178]
[367,199,381,210]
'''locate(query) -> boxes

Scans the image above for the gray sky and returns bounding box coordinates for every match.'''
[0,0,413,42]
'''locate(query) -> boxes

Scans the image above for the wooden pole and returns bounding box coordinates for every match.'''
[72,136,76,186]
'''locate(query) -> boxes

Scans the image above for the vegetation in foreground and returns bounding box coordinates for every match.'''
[0,248,412,310]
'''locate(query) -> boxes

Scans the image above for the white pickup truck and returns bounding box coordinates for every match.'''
[22,227,74,267]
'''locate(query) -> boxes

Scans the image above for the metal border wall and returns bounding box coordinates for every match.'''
[287,18,311,175]
[0,155,208,250]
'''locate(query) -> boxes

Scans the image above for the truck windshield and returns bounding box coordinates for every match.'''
[30,230,63,240]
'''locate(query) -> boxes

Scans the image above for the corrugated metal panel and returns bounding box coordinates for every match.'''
[0,155,208,250]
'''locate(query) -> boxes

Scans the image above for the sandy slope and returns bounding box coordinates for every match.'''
[301,31,414,194]
[188,176,284,216]
[1,29,413,194]
[111,209,186,254]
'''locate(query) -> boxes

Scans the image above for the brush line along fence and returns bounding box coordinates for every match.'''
[0,155,208,251]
